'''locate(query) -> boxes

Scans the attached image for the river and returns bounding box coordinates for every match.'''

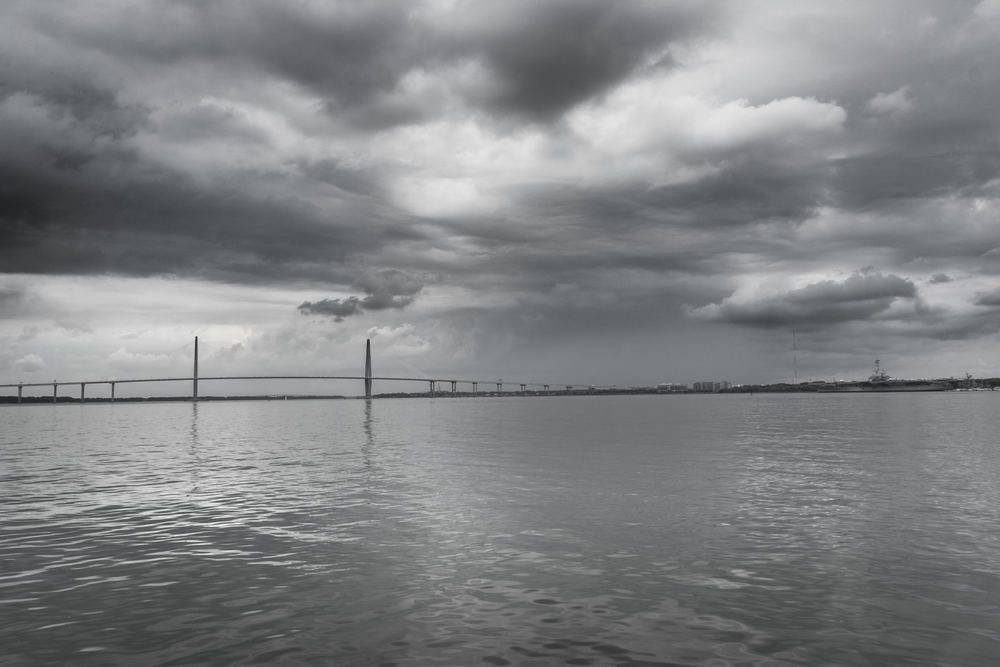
[2,393,999,665]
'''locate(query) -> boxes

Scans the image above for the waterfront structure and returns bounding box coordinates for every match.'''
[692,381,731,393]
[818,360,948,392]
[1,338,622,402]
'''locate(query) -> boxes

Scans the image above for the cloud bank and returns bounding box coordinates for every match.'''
[692,272,917,329]
[2,1,1000,384]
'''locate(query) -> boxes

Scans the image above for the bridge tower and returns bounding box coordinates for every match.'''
[364,339,373,400]
[193,336,199,401]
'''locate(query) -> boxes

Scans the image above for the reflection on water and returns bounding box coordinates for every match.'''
[363,399,374,477]
[2,394,1000,665]
[187,402,201,499]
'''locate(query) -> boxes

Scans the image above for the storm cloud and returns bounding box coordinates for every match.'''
[974,287,1000,307]
[299,269,424,321]
[2,1,1000,385]
[692,272,919,330]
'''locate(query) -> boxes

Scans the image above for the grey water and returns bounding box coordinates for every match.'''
[2,394,999,666]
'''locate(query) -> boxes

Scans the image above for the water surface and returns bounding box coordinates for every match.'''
[2,394,999,665]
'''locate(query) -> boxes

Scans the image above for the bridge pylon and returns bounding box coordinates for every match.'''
[364,339,373,399]
[193,336,199,401]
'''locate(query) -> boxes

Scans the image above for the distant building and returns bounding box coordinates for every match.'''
[693,381,731,393]
[657,382,687,393]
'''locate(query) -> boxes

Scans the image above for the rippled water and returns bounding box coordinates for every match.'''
[2,393,1000,665]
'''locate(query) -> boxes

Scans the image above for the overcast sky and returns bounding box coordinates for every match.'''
[3,0,1000,393]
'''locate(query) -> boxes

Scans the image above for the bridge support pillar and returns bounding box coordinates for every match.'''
[451,380,456,393]
[543,384,549,393]
[364,339,373,400]
[111,382,116,403]
[566,385,572,392]
[472,382,478,394]
[17,384,22,404]
[428,380,435,394]
[80,383,86,403]
[193,336,199,401]
[53,382,57,403]
[496,382,502,393]
[519,383,526,393]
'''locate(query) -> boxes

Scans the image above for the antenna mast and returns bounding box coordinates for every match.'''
[792,329,798,384]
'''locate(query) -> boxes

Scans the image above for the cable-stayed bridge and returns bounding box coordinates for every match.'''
[1,338,619,403]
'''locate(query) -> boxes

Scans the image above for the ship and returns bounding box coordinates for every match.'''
[820,360,949,392]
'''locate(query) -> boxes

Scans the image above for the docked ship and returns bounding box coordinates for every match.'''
[821,360,949,392]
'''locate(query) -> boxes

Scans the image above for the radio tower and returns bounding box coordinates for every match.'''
[792,329,798,384]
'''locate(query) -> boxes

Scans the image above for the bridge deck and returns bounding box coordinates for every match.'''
[1,376,592,390]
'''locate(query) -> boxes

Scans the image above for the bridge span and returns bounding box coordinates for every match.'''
[1,338,611,404]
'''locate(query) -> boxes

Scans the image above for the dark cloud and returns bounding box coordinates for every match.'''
[823,18,1000,212]
[502,164,827,238]
[695,272,918,330]
[898,306,1000,341]
[298,269,424,321]
[929,273,952,284]
[0,123,423,283]
[358,292,416,311]
[0,24,413,284]
[449,0,717,121]
[25,1,416,111]
[832,150,1000,210]
[1,0,719,287]
[297,296,363,322]
[642,160,832,227]
[43,85,149,141]
[0,51,150,141]
[351,268,424,299]
[21,1,720,127]
[9,0,987,298]
[974,287,1000,307]
[788,272,916,304]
